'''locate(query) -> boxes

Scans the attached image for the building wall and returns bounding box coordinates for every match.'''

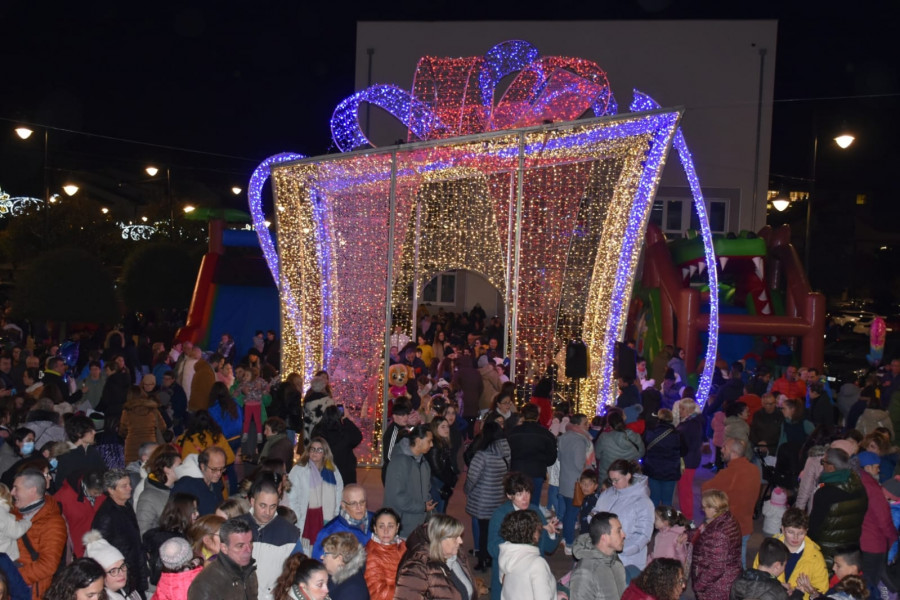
[355,20,778,234]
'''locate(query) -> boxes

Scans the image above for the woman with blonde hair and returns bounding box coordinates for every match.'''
[287,436,343,555]
[187,514,225,564]
[690,489,742,600]
[320,532,368,600]
[394,514,476,600]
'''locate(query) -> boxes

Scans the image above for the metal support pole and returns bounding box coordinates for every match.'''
[167,167,174,239]
[509,134,526,379]
[411,199,422,341]
[43,129,50,247]
[505,174,515,355]
[366,48,375,140]
[381,152,399,460]
[751,48,767,231]
[804,135,818,275]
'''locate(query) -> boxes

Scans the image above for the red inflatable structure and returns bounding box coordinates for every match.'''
[641,223,825,373]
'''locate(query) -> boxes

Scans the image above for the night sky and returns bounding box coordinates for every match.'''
[1,2,898,223]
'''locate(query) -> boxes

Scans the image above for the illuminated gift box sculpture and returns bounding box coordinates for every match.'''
[249,41,719,463]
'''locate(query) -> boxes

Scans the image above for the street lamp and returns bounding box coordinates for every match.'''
[14,127,34,140]
[146,165,174,238]
[62,184,79,196]
[231,186,242,195]
[805,131,855,272]
[183,205,195,213]
[145,166,159,177]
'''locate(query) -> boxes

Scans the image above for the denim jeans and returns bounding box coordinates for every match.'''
[741,534,750,568]
[532,477,545,504]
[546,484,563,517]
[560,495,577,546]
[648,478,678,508]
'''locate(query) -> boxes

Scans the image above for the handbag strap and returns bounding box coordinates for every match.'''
[645,428,674,453]
[21,533,39,561]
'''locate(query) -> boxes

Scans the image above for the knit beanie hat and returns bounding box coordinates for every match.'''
[858,451,880,468]
[159,537,194,570]
[83,530,125,570]
[477,355,489,369]
[769,487,788,507]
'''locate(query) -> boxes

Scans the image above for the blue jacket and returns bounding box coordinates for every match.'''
[677,413,705,469]
[487,501,558,600]
[208,403,243,441]
[0,552,31,600]
[642,423,684,481]
[171,476,224,517]
[304,511,374,559]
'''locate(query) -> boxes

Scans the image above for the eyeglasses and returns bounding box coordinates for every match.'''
[309,447,325,454]
[107,565,128,576]
[205,466,226,474]
[342,500,366,508]
[820,459,831,466]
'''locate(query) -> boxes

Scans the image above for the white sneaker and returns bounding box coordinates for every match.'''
[539,505,551,518]
[564,544,573,556]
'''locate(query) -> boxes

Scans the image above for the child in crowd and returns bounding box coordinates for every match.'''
[732,537,791,600]
[762,487,789,536]
[0,483,31,560]
[238,366,270,441]
[577,469,601,532]
[795,546,863,599]
[648,505,693,567]
[153,537,204,600]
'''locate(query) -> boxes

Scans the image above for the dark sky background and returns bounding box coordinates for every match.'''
[1,1,898,223]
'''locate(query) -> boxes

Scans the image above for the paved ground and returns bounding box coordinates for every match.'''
[355,444,766,598]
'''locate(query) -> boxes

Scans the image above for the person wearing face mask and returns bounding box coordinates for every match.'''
[0,429,36,488]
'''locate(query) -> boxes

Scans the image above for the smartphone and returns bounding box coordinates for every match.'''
[337,404,344,416]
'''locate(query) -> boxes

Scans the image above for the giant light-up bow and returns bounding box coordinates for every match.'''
[248,40,719,406]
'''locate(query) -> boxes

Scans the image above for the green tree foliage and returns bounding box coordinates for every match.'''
[119,242,200,312]
[11,247,118,324]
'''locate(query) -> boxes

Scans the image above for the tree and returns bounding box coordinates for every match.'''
[11,247,118,339]
[119,242,200,312]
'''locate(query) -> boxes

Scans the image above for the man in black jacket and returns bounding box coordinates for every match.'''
[731,537,797,600]
[507,403,557,499]
[188,517,258,600]
[808,447,868,561]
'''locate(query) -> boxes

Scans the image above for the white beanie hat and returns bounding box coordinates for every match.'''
[83,530,124,570]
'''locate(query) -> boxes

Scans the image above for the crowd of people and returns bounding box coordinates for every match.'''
[1,307,900,600]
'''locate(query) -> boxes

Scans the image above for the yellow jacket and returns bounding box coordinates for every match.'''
[753,534,829,600]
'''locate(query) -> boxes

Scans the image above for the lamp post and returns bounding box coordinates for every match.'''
[804,131,854,275]
[146,165,174,238]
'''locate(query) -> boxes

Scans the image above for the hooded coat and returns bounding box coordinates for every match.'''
[497,542,555,600]
[327,546,369,600]
[592,474,655,569]
[119,396,166,463]
[384,437,432,537]
[569,533,627,600]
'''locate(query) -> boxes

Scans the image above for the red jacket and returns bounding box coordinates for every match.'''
[691,511,742,600]
[530,397,552,428]
[621,582,657,600]
[152,566,203,600]
[771,377,806,400]
[859,470,898,553]
[54,479,106,557]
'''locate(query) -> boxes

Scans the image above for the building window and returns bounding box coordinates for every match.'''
[422,271,457,305]
[650,196,729,237]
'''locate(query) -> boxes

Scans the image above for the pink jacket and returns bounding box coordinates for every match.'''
[711,412,726,448]
[796,452,825,513]
[648,525,691,566]
[151,566,203,600]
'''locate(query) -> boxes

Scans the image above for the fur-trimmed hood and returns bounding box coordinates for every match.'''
[330,546,367,585]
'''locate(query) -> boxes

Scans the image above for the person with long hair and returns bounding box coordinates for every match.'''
[384,425,435,538]
[43,558,106,600]
[287,437,343,555]
[311,405,362,485]
[690,489,742,600]
[272,556,329,600]
[394,514,477,600]
[621,557,686,600]
[178,410,235,464]
[591,459,655,581]
[136,446,181,534]
[594,409,644,477]
[207,382,243,452]
[426,417,458,513]
[675,398,703,522]
[364,508,406,600]
[142,492,199,585]
[187,514,225,565]
[464,421,511,571]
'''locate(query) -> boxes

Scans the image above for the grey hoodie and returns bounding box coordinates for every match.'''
[383,437,431,537]
[569,533,626,600]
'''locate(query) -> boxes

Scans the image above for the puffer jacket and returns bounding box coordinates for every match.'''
[752,534,829,600]
[642,423,684,481]
[795,446,827,513]
[152,566,203,600]
[187,552,258,600]
[569,533,626,600]
[464,439,511,519]
[808,469,868,559]
[119,396,166,463]
[394,524,478,600]
[328,546,369,600]
[384,437,432,537]
[691,511,742,600]
[592,474,655,569]
[497,542,555,600]
[14,495,68,600]
[594,429,644,477]
[678,413,705,469]
[729,568,788,600]
[365,536,406,600]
